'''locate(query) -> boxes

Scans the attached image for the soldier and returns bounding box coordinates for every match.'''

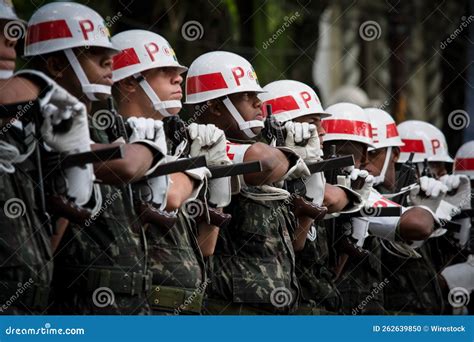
[259,80,370,314]
[111,29,226,314]
[321,103,441,314]
[396,120,473,313]
[365,112,448,314]
[184,51,311,314]
[0,0,53,315]
[23,2,169,314]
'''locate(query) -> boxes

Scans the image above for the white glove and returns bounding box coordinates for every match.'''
[41,101,90,153]
[184,166,211,202]
[348,168,374,202]
[127,117,167,176]
[441,255,474,293]
[282,157,311,181]
[283,121,322,162]
[304,172,325,205]
[188,123,231,166]
[40,87,94,206]
[440,174,472,210]
[409,176,448,211]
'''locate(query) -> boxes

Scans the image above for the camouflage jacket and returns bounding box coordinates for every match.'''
[206,187,299,313]
[51,124,150,315]
[295,222,341,312]
[0,109,53,314]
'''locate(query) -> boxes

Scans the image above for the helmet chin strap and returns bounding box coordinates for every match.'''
[0,70,13,79]
[222,97,264,139]
[373,147,392,186]
[133,73,181,118]
[64,49,111,102]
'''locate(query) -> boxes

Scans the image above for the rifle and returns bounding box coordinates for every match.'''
[392,152,417,205]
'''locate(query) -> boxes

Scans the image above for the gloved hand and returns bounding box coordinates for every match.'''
[128,117,167,155]
[409,176,448,212]
[188,123,231,166]
[304,172,325,205]
[282,157,311,181]
[39,86,95,207]
[441,255,474,293]
[348,168,374,203]
[41,100,90,153]
[440,174,472,210]
[283,121,322,162]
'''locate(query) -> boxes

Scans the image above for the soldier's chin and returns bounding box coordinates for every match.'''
[93,93,111,101]
[251,126,263,135]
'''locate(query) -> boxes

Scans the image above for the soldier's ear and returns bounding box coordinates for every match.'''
[207,100,223,117]
[120,77,139,93]
[45,53,68,79]
[392,147,400,163]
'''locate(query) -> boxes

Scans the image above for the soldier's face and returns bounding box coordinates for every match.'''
[365,147,400,191]
[141,67,183,116]
[72,47,115,101]
[294,114,325,148]
[0,20,17,73]
[323,140,367,168]
[222,91,263,139]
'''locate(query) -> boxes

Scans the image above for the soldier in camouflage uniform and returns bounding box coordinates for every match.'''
[185,52,312,314]
[258,80,371,315]
[111,30,227,314]
[23,2,171,314]
[0,2,53,313]
[364,109,445,314]
[321,104,440,315]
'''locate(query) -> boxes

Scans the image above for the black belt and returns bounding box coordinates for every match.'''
[59,267,152,296]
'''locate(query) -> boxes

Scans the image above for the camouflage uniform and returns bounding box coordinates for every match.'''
[0,101,53,314]
[204,187,299,314]
[293,222,341,314]
[146,211,206,314]
[382,243,444,314]
[336,235,385,315]
[51,125,151,315]
[377,186,444,315]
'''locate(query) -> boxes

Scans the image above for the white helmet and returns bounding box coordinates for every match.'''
[112,30,187,117]
[0,0,23,22]
[453,140,474,179]
[322,102,375,147]
[365,108,404,185]
[259,80,331,123]
[185,51,264,138]
[397,120,453,163]
[24,2,119,101]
